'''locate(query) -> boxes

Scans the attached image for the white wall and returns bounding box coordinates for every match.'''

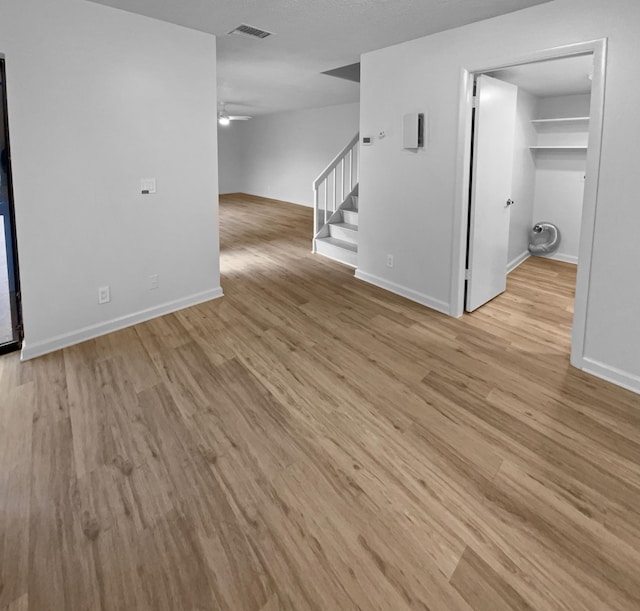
[531,152,585,264]
[538,93,592,118]
[1,0,220,357]
[228,103,359,207]
[359,0,640,389]
[508,88,537,269]
[532,93,591,264]
[218,122,244,194]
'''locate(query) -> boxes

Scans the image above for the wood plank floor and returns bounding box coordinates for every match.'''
[2,193,640,610]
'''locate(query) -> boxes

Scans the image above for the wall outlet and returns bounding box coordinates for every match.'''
[386,254,394,268]
[149,274,160,290]
[98,285,111,304]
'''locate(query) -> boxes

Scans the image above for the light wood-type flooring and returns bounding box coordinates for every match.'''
[2,193,640,610]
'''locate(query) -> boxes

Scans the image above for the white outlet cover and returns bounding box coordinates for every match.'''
[98,286,111,304]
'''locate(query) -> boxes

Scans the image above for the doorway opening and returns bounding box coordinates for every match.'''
[451,40,607,370]
[0,57,22,354]
[467,54,593,309]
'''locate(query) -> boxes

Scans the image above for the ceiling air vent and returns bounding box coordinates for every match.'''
[228,24,273,40]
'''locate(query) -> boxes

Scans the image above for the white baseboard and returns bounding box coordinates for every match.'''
[354,270,450,316]
[21,287,224,361]
[315,248,357,268]
[241,192,312,208]
[507,251,530,274]
[544,252,578,265]
[581,357,640,396]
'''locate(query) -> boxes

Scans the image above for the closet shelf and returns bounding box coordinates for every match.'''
[531,117,590,124]
[529,145,588,151]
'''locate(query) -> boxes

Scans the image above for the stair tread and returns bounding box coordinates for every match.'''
[332,222,358,231]
[316,236,358,252]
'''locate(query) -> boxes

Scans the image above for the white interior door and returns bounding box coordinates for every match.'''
[466,75,518,312]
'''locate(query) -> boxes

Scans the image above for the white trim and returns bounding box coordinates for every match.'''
[572,40,607,367]
[450,67,474,316]
[581,357,640,396]
[507,251,530,274]
[355,270,449,315]
[451,39,608,374]
[20,287,224,361]
[315,249,357,268]
[240,192,312,208]
[543,252,578,265]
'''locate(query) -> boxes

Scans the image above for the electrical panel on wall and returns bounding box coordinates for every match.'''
[403,112,425,149]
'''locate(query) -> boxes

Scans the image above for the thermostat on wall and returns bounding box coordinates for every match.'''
[140,178,157,194]
[362,136,373,146]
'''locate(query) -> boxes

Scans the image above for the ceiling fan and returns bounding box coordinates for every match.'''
[218,102,252,126]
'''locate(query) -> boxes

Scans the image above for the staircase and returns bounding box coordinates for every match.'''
[314,188,359,267]
[312,134,359,268]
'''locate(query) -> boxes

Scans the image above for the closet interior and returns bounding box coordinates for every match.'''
[488,53,593,272]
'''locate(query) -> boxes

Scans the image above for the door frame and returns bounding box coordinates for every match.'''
[0,53,23,353]
[449,38,607,370]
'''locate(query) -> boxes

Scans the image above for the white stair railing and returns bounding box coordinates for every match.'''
[313,133,359,244]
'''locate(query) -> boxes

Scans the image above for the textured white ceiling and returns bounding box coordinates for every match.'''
[87,0,552,116]
[488,54,593,97]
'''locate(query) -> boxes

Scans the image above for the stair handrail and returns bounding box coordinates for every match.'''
[313,133,359,242]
